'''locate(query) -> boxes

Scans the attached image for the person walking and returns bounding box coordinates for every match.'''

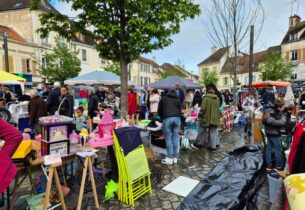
[175,83,185,105]
[96,86,106,103]
[88,89,99,119]
[3,87,14,104]
[263,99,286,171]
[58,86,74,117]
[128,88,137,118]
[47,82,61,115]
[192,90,202,108]
[149,89,160,118]
[158,89,182,165]
[185,89,193,109]
[223,89,232,105]
[262,87,275,111]
[28,89,47,134]
[194,84,220,151]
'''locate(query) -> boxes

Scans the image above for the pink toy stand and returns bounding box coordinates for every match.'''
[89,108,116,148]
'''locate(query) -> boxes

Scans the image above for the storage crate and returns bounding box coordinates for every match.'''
[41,140,70,156]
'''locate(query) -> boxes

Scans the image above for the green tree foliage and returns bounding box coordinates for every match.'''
[259,50,292,81]
[199,68,219,87]
[31,0,200,117]
[39,39,81,83]
[104,62,120,75]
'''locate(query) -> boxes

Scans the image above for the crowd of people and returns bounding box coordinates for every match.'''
[1,80,302,170]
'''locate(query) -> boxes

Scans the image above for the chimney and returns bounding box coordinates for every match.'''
[289,14,301,28]
[211,46,217,55]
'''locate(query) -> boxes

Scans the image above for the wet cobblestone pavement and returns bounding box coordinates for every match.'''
[2,128,271,210]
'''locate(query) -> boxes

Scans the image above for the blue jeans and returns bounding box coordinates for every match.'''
[163,117,181,158]
[265,136,284,168]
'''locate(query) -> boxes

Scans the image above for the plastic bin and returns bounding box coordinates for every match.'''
[140,131,151,147]
[268,173,283,203]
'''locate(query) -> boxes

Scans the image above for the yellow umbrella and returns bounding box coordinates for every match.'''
[0,70,26,82]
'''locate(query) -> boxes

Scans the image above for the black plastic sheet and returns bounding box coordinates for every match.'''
[177,144,265,210]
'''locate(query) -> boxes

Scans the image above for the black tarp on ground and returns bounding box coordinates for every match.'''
[177,144,265,210]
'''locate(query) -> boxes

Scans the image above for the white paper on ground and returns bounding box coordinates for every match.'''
[76,149,98,158]
[162,176,200,197]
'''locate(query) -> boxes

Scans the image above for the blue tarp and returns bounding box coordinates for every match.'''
[146,76,201,89]
[64,70,133,86]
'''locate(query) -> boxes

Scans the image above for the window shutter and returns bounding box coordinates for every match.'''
[286,52,289,61]
[32,60,37,75]
[298,49,302,60]
[21,59,27,73]
[9,56,14,73]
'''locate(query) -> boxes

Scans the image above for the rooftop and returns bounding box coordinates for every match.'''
[0,25,25,42]
[221,50,267,74]
[138,56,159,68]
[0,0,59,13]
[197,47,229,66]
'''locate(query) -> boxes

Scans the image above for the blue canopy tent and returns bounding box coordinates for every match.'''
[64,71,133,86]
[146,76,201,89]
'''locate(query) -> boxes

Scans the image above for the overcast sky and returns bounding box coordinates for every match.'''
[51,0,305,74]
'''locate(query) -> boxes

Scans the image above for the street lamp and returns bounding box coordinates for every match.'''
[0,31,9,72]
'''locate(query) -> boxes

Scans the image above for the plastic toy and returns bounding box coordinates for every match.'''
[12,140,37,166]
[88,108,116,148]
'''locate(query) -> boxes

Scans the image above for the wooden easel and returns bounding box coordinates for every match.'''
[77,153,99,210]
[43,162,67,210]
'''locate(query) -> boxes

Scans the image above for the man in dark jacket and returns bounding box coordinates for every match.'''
[88,90,99,119]
[47,82,61,115]
[263,99,286,171]
[95,86,106,103]
[58,86,74,117]
[158,89,182,165]
[262,88,275,110]
[175,83,185,105]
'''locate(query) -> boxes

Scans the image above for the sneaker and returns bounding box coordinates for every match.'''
[173,157,178,164]
[161,157,173,165]
[266,166,273,172]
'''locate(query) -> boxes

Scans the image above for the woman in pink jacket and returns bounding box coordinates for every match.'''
[0,118,23,193]
[149,89,160,118]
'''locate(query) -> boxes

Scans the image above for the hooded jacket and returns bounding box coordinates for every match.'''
[199,93,220,127]
[158,91,181,120]
[263,108,286,137]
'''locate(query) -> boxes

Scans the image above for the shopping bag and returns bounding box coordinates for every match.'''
[184,125,199,141]
[181,136,190,150]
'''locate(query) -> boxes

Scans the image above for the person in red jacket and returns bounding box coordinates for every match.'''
[0,118,23,193]
[128,88,137,117]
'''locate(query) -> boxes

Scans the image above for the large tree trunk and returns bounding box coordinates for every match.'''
[120,55,128,119]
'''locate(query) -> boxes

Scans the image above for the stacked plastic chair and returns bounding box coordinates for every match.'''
[113,127,152,206]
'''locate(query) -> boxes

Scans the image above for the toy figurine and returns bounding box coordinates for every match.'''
[79,126,89,148]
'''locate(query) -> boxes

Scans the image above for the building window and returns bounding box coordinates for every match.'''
[244,76,249,84]
[81,49,87,61]
[41,57,47,68]
[291,73,297,80]
[133,76,137,83]
[253,75,257,82]
[291,50,298,61]
[223,77,229,86]
[290,33,298,41]
[41,37,49,45]
[26,59,31,73]
[140,63,150,73]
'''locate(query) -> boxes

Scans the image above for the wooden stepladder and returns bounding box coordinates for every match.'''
[43,162,67,210]
[77,152,99,210]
